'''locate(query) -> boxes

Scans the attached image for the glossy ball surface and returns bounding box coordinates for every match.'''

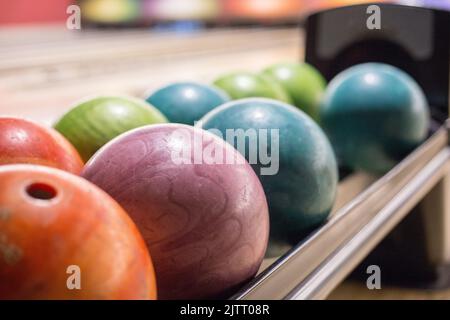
[213,72,292,103]
[0,165,157,300]
[320,63,429,173]
[262,62,326,121]
[0,118,83,174]
[82,124,269,299]
[54,96,168,162]
[145,82,230,125]
[198,98,338,247]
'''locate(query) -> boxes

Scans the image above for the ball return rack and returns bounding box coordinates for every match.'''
[233,3,450,300]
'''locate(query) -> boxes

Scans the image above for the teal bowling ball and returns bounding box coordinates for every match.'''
[320,63,429,174]
[197,98,338,248]
[145,82,230,125]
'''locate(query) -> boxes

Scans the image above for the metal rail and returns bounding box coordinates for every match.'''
[233,127,450,300]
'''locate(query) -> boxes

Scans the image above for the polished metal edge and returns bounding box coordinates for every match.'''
[233,128,448,300]
[287,147,450,299]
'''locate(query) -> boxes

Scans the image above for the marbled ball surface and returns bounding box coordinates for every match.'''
[198,98,338,248]
[82,124,269,299]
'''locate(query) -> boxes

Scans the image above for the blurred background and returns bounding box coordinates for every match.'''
[1,0,449,123]
[1,0,450,27]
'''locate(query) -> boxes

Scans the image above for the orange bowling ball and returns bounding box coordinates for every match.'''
[0,118,84,174]
[0,165,157,300]
[225,0,304,19]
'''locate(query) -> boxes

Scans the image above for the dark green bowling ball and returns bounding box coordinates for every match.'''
[145,82,230,125]
[320,63,429,174]
[213,72,292,103]
[262,62,326,121]
[197,98,338,250]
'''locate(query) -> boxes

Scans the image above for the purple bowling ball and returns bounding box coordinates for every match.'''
[82,124,269,300]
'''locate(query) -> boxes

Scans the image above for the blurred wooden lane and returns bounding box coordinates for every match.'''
[0,28,301,71]
[0,27,301,124]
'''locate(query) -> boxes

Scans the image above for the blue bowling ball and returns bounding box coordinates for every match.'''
[197,98,338,248]
[320,63,429,174]
[145,82,230,125]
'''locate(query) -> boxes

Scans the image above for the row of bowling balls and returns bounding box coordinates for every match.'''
[0,62,429,300]
[54,62,430,175]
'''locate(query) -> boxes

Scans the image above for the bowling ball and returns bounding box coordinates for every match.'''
[145,82,230,125]
[0,165,156,300]
[148,0,221,20]
[320,63,429,174]
[198,98,338,250]
[81,0,140,24]
[82,124,269,299]
[262,62,326,121]
[0,118,83,174]
[421,0,450,10]
[54,96,168,162]
[213,72,292,103]
[224,0,304,20]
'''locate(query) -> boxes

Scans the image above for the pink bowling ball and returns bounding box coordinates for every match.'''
[82,124,269,299]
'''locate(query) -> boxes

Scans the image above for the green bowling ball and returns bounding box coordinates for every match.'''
[262,62,326,121]
[213,72,292,103]
[54,96,168,161]
[82,0,140,24]
[320,63,429,174]
[197,98,338,251]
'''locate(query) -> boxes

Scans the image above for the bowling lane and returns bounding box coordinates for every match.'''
[0,27,300,125]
